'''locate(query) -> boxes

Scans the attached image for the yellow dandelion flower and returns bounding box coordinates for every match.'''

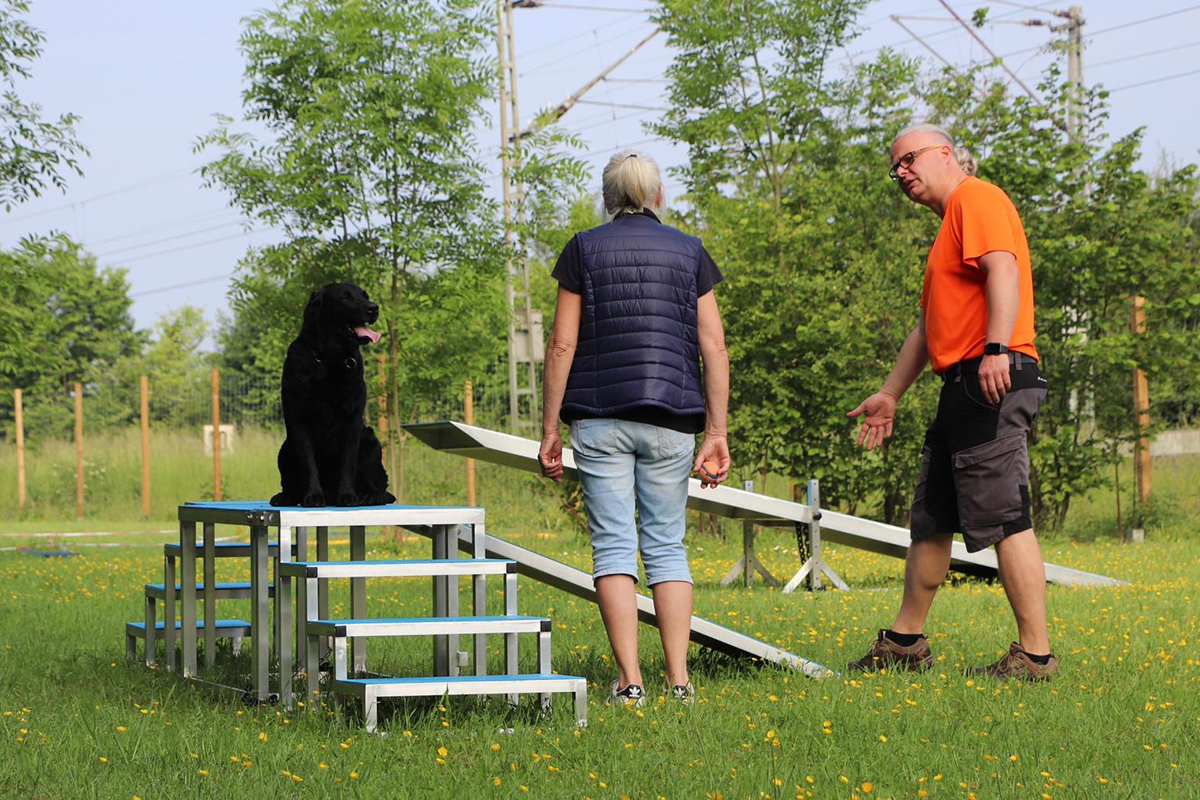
[350,771,359,779]
[437,746,448,757]
[198,770,209,777]
[491,743,501,751]
[493,778,501,786]
[116,727,127,733]
[862,782,873,793]
[258,732,267,742]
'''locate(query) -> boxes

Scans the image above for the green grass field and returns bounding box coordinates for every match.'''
[0,435,1197,799]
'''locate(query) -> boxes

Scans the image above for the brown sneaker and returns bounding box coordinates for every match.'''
[967,642,1059,681]
[847,629,933,673]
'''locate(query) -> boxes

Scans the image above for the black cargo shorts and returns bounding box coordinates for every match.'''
[910,352,1047,552]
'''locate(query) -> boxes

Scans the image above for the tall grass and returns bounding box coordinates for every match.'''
[2,425,1195,546]
[0,426,583,538]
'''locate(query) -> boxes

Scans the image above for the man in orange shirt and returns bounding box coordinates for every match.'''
[846,123,1057,680]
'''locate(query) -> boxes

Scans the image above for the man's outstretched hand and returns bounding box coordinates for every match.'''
[847,391,898,451]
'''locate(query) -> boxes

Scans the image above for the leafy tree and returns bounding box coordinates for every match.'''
[652,1,1200,532]
[0,235,142,438]
[0,0,87,210]
[652,0,935,519]
[199,0,505,499]
[138,305,212,427]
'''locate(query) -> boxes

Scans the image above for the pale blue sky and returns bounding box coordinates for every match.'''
[2,1,1196,341]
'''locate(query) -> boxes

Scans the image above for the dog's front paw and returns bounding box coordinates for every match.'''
[301,491,326,507]
[361,491,395,506]
[335,491,360,507]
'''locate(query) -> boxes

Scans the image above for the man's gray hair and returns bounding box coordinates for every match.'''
[892,123,978,177]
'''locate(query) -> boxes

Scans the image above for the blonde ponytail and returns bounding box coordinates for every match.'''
[602,150,663,216]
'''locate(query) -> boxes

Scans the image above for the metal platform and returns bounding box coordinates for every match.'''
[404,420,1126,588]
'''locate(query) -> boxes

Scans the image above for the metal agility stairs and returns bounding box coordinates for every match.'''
[125,503,587,730]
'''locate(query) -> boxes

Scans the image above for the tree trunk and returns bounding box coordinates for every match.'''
[388,271,403,503]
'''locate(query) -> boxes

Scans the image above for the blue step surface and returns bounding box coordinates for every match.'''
[183,500,479,512]
[146,582,256,592]
[127,619,251,632]
[339,674,580,686]
[164,541,296,554]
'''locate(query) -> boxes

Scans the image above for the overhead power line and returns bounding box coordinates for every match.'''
[99,228,270,267]
[93,220,249,260]
[519,10,643,58]
[0,168,194,227]
[1109,67,1200,93]
[1087,4,1200,37]
[85,207,239,248]
[1090,40,1200,69]
[130,272,235,298]
[520,2,653,11]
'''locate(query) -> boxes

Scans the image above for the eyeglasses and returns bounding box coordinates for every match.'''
[889,145,944,181]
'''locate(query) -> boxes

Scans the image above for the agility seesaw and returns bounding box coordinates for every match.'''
[404,420,1126,590]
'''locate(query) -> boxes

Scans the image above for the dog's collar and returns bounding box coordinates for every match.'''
[306,348,356,370]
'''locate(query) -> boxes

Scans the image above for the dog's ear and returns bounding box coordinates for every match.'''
[303,290,323,329]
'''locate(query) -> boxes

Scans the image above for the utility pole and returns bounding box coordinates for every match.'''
[497,0,542,433]
[1063,6,1085,142]
[495,6,659,433]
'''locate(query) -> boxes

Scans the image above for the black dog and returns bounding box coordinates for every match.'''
[269,282,395,508]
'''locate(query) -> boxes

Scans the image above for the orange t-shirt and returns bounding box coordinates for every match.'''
[920,177,1038,372]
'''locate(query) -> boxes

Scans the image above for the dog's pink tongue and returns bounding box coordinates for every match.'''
[354,325,381,344]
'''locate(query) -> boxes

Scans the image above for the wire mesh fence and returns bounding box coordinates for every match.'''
[0,360,534,521]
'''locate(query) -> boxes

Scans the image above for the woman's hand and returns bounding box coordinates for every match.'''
[539,429,564,482]
[693,433,730,488]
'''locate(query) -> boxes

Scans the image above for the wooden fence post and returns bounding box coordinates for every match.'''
[211,368,222,502]
[377,354,389,471]
[74,381,84,519]
[14,389,25,513]
[141,375,151,519]
[464,378,476,506]
[1131,296,1151,539]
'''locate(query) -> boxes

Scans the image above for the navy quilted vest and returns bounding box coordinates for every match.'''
[561,214,706,420]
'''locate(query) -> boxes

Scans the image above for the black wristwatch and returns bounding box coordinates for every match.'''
[984,342,1010,356]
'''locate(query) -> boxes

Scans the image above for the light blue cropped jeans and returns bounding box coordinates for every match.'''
[569,417,694,587]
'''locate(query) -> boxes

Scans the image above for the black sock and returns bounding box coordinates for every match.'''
[884,629,923,647]
[1025,651,1052,665]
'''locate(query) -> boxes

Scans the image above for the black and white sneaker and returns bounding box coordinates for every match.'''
[607,680,646,708]
[666,680,695,706]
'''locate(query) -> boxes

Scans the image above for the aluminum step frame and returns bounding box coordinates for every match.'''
[333,674,588,733]
[295,565,522,708]
[126,619,251,666]
[175,502,488,704]
[326,621,569,731]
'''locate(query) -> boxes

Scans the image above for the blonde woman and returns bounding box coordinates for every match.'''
[538,150,731,706]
